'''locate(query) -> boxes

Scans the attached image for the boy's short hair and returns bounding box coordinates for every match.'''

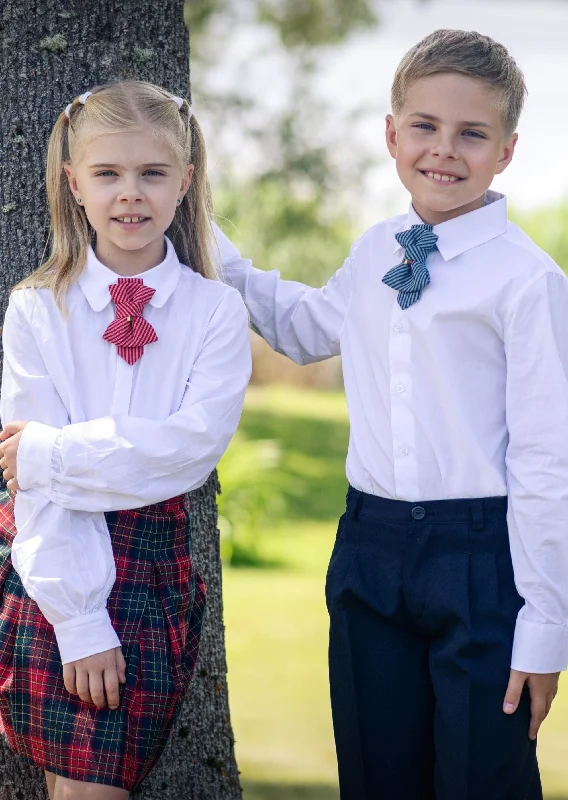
[391,29,527,138]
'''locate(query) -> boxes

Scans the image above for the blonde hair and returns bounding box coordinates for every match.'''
[15,80,217,305]
[391,29,527,138]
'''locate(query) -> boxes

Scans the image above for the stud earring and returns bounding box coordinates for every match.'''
[176,199,181,206]
[76,197,82,204]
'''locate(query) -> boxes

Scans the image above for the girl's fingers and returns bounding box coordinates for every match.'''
[88,671,106,709]
[62,664,77,696]
[116,647,127,684]
[104,668,120,710]
[75,669,92,705]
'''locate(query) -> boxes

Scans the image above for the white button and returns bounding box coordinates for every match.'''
[399,447,409,456]
[395,384,405,393]
[394,323,403,332]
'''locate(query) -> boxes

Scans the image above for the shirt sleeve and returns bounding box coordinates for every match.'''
[215,222,353,365]
[1,293,120,664]
[15,289,252,513]
[505,271,568,673]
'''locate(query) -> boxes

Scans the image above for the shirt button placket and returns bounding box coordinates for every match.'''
[389,302,418,499]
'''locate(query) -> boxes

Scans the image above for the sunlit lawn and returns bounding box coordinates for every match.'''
[220,386,568,799]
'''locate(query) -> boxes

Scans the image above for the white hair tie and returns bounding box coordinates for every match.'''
[170,96,193,118]
[64,91,93,119]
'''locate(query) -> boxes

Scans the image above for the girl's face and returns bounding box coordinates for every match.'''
[64,128,193,273]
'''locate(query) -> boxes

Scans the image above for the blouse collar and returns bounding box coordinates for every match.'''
[78,237,181,312]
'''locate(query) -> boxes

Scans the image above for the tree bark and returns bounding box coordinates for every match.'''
[0,2,240,797]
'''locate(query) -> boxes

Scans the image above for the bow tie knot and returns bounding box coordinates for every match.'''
[103,278,158,364]
[382,223,439,309]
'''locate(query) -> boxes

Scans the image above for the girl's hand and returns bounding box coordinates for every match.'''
[63,646,127,710]
[0,421,29,492]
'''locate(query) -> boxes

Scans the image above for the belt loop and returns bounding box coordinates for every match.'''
[346,487,363,521]
[471,499,484,531]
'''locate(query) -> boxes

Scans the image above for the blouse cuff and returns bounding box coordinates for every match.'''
[16,421,60,492]
[511,613,568,673]
[53,608,122,665]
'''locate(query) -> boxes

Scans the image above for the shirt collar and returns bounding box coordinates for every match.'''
[78,237,181,312]
[393,191,508,261]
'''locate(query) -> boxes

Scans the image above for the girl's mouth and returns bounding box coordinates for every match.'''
[112,216,150,229]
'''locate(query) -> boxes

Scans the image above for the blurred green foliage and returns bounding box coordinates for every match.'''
[187,0,378,284]
[217,434,294,566]
[215,178,354,285]
[218,389,348,567]
[186,0,377,52]
[511,204,568,272]
[257,0,377,48]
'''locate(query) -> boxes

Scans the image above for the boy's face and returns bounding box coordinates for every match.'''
[385,73,517,225]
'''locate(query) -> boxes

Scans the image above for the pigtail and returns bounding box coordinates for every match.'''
[169,108,218,280]
[14,105,92,307]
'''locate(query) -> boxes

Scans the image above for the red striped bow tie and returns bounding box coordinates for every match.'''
[103,278,158,365]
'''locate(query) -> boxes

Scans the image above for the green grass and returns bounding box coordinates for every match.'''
[220,386,568,798]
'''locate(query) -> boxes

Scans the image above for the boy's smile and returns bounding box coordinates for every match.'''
[386,73,518,225]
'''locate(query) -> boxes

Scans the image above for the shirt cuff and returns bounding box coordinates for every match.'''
[511,612,568,673]
[17,421,60,492]
[53,608,122,665]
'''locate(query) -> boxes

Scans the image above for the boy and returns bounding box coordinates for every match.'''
[217,30,567,799]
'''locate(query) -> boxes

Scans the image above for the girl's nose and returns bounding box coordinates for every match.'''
[117,184,145,203]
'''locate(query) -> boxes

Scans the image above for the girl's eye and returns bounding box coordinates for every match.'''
[96,171,117,177]
[463,130,486,139]
[144,170,166,177]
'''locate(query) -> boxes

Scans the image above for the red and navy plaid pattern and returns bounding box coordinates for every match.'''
[103,278,158,365]
[0,490,205,791]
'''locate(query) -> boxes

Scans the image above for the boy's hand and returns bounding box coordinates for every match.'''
[0,421,29,492]
[503,668,560,739]
[63,646,127,710]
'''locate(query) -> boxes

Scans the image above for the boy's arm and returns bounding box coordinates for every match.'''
[10,290,252,513]
[215,222,353,365]
[504,271,568,674]
[1,294,120,665]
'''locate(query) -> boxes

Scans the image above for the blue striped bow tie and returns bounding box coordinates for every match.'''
[382,224,439,309]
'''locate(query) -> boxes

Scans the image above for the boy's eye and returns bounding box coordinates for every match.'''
[463,130,486,139]
[413,123,435,131]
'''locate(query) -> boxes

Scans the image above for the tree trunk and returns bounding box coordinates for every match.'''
[0,2,240,797]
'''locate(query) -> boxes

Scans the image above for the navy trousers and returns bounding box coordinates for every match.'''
[326,487,542,800]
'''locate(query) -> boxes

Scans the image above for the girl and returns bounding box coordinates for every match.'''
[0,81,251,799]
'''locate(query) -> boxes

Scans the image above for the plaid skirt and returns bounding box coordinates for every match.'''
[0,490,206,791]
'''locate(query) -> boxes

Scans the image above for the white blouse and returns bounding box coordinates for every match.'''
[1,238,251,664]
[216,192,568,675]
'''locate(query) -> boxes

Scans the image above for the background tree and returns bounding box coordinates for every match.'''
[0,2,240,798]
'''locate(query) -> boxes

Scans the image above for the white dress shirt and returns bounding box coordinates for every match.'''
[1,238,251,664]
[216,191,568,674]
